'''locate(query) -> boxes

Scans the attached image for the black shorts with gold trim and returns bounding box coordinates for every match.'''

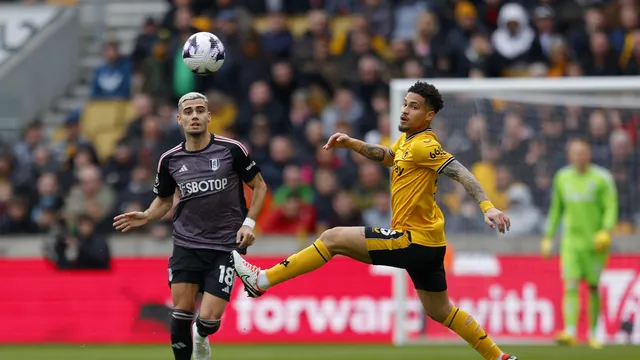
[365,227,447,292]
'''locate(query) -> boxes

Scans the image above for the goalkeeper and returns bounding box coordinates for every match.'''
[542,138,618,349]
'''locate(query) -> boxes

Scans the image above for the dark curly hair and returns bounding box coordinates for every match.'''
[407,81,444,114]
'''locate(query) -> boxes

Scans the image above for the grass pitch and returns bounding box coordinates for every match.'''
[0,344,638,360]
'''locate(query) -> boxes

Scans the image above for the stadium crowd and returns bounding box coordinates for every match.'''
[1,0,640,257]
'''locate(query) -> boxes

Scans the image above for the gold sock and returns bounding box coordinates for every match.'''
[265,239,333,286]
[442,306,503,360]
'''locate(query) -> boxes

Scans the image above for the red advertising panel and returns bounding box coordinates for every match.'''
[0,256,638,344]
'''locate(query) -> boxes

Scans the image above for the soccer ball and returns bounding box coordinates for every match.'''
[182,32,225,76]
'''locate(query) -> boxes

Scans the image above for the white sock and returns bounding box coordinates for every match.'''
[257,271,271,290]
[566,326,576,337]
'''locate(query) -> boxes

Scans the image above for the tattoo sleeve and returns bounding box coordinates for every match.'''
[440,160,489,203]
[355,143,387,162]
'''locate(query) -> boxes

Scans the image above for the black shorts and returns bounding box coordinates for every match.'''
[365,227,447,292]
[167,245,235,301]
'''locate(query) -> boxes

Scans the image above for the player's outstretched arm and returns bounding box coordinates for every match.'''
[324,132,395,167]
[441,160,511,233]
[113,196,173,232]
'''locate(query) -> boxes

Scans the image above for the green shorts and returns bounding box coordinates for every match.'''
[560,249,609,285]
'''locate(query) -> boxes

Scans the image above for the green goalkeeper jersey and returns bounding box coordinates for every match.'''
[545,165,619,251]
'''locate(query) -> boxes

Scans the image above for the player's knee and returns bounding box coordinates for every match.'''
[196,317,221,336]
[425,302,454,323]
[319,227,344,255]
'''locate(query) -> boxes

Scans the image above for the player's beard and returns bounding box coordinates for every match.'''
[398,123,410,133]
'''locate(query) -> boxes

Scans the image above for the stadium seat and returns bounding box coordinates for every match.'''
[121,101,137,125]
[253,15,352,39]
[93,131,124,162]
[80,100,126,142]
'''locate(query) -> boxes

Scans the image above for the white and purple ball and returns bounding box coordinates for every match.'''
[182,32,225,76]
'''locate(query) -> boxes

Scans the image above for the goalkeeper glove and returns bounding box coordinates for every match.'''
[540,236,553,258]
[594,230,611,253]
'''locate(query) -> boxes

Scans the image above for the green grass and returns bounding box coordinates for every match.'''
[0,344,638,360]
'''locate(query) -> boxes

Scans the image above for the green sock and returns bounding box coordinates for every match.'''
[589,286,601,338]
[563,282,579,336]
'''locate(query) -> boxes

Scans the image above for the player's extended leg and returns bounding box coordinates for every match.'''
[557,249,581,345]
[233,227,370,297]
[585,251,609,349]
[170,283,199,360]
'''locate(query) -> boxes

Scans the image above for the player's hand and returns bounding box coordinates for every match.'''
[594,230,611,253]
[540,236,553,258]
[236,225,256,248]
[113,211,149,232]
[483,207,511,234]
[323,132,353,150]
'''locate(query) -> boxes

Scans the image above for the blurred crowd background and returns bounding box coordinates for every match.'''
[1,0,640,268]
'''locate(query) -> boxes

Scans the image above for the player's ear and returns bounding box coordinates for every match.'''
[207,111,212,123]
[176,113,182,125]
[425,110,435,122]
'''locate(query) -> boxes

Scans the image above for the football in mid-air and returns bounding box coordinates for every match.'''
[182,32,225,76]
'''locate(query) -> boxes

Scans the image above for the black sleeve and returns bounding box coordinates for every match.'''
[153,155,176,198]
[230,143,261,184]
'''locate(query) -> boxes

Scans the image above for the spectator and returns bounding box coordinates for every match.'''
[570,5,607,59]
[588,110,612,166]
[90,40,132,99]
[489,3,543,77]
[236,80,287,138]
[504,183,543,237]
[273,164,314,206]
[611,164,636,232]
[363,191,391,228]
[260,192,316,235]
[622,29,640,74]
[116,165,156,213]
[53,214,111,270]
[12,121,43,188]
[355,0,393,39]
[353,161,387,210]
[260,12,294,60]
[321,88,364,138]
[547,37,573,77]
[30,172,64,227]
[581,31,620,76]
[327,189,363,228]
[103,141,135,192]
[532,5,559,59]
[63,165,115,231]
[132,17,159,71]
[260,135,295,189]
[610,7,639,67]
[0,196,41,234]
[448,2,485,58]
[412,11,448,77]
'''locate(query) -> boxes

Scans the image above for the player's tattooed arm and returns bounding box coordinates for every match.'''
[353,141,395,167]
[244,173,268,222]
[441,160,489,203]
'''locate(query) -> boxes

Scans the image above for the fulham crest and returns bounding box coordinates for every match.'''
[210,158,220,171]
